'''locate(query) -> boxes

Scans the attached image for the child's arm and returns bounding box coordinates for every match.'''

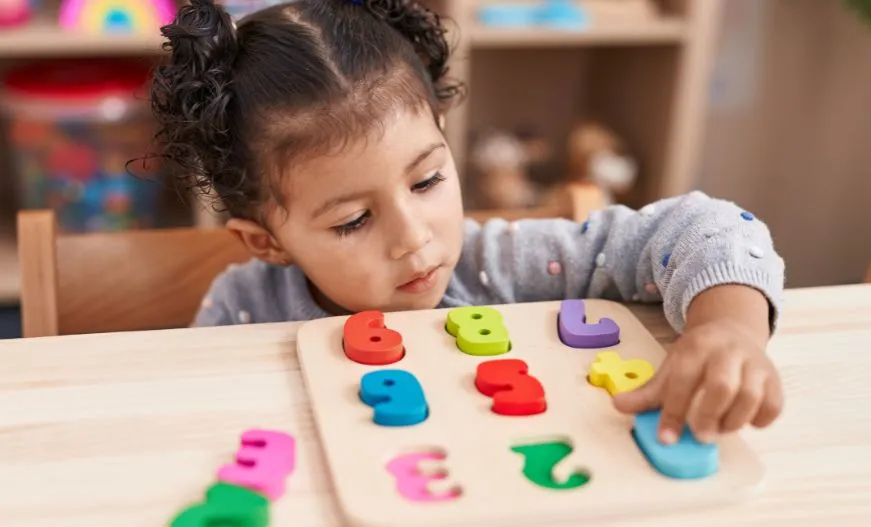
[455,190,786,437]
[456,190,785,334]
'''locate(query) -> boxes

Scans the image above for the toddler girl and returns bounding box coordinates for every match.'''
[150,0,785,446]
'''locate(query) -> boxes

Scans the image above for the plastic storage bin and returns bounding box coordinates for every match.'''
[1,59,164,232]
[0,0,37,28]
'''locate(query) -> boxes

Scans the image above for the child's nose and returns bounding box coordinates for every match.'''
[389,215,432,260]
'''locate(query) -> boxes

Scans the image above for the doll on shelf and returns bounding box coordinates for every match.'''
[540,121,637,216]
[468,128,551,211]
[564,120,637,205]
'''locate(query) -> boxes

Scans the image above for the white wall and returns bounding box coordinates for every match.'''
[697,0,871,287]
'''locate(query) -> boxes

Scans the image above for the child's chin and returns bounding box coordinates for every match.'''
[388,291,445,313]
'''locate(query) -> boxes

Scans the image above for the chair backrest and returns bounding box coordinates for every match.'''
[17,182,604,338]
[18,210,250,337]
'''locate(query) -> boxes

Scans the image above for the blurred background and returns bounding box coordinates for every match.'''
[0,0,868,337]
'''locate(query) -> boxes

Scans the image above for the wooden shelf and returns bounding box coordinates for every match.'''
[470,18,687,47]
[0,19,164,57]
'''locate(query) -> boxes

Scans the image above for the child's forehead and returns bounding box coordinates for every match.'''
[281,108,444,203]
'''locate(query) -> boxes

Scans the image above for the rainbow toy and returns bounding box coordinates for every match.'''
[59,0,176,34]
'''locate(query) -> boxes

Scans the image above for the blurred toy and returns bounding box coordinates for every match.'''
[469,129,551,210]
[538,121,636,215]
[1,59,163,232]
[844,0,871,26]
[0,0,37,28]
[564,121,637,205]
[58,0,175,34]
[219,0,287,18]
[478,0,588,30]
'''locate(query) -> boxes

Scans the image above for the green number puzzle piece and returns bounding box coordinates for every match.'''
[169,482,270,527]
[445,306,511,356]
[511,440,590,490]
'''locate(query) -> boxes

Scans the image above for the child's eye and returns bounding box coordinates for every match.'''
[412,172,446,192]
[333,211,371,237]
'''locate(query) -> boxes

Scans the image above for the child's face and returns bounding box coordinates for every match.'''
[235,107,465,315]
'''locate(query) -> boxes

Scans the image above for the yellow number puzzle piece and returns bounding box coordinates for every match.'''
[588,351,654,395]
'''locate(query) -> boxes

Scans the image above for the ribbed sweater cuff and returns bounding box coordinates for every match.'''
[677,261,784,334]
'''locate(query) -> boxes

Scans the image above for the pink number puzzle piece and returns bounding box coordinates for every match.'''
[217,429,296,501]
[386,452,461,502]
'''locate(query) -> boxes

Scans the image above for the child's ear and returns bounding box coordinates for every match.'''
[226,218,294,266]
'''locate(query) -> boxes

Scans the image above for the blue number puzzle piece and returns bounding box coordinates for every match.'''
[631,410,719,479]
[359,369,429,427]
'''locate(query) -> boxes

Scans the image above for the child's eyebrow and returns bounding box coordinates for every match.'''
[405,142,445,174]
[310,142,446,220]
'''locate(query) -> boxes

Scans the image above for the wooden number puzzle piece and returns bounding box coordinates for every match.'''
[360,369,429,426]
[475,358,546,416]
[511,440,590,490]
[557,299,620,348]
[386,451,462,502]
[344,310,405,365]
[169,482,269,527]
[588,351,654,395]
[632,410,719,479]
[445,306,511,356]
[217,429,296,501]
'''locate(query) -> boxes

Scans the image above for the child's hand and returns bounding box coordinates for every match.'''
[613,286,784,444]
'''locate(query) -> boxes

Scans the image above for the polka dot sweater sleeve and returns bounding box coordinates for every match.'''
[449,191,785,334]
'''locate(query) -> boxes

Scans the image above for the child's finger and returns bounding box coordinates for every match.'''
[719,361,767,433]
[611,366,667,414]
[688,353,742,443]
[751,374,784,428]
[657,353,705,444]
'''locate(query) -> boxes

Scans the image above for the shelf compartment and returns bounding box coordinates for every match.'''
[470,18,686,48]
[0,17,165,58]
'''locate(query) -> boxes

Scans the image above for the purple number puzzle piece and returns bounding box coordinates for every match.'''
[558,299,620,348]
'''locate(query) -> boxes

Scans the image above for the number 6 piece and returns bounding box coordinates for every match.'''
[297,299,766,527]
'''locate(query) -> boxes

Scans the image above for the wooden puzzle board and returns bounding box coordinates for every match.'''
[296,300,765,527]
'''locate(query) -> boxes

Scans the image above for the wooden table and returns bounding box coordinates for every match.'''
[2,284,870,527]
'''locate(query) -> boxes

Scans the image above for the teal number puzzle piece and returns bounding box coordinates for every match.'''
[632,410,719,479]
[169,482,269,527]
[359,369,429,426]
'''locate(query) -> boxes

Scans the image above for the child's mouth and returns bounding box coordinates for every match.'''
[398,266,440,294]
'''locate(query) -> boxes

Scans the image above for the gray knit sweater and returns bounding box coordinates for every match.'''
[192,191,785,333]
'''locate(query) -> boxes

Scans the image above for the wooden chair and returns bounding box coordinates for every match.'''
[865,264,871,284]
[17,183,604,338]
[18,210,250,338]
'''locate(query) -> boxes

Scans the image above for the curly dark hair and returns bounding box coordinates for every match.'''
[148,0,463,221]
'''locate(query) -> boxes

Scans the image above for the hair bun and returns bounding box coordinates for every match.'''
[149,0,243,209]
[162,0,238,67]
[361,0,460,105]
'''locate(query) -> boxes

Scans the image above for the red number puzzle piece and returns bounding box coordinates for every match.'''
[343,310,405,365]
[475,358,547,416]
